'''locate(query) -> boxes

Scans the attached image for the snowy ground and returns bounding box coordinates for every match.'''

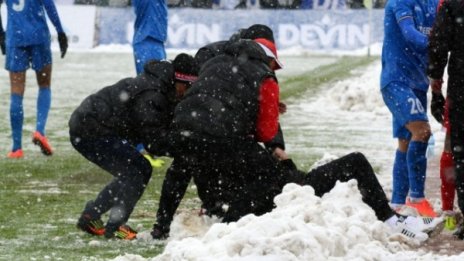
[0,46,462,260]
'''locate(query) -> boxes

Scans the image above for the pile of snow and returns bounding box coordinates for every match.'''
[112,182,464,261]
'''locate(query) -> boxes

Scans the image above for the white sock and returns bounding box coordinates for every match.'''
[384,215,399,227]
[409,197,424,203]
[390,203,404,209]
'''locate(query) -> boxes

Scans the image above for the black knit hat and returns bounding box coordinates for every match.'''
[242,24,275,43]
[173,53,199,83]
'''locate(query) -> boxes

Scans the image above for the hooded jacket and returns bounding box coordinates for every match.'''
[68,60,175,155]
[173,39,277,141]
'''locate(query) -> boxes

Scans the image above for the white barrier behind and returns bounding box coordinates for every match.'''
[1,5,384,52]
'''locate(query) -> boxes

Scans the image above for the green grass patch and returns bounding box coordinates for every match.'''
[280,55,378,101]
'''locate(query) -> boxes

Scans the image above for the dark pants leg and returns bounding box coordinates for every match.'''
[156,158,192,229]
[448,85,464,213]
[185,139,284,223]
[304,152,395,221]
[70,135,152,231]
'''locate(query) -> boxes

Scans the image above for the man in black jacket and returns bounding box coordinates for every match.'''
[70,53,198,240]
[195,24,288,157]
[151,25,288,239]
[427,0,464,239]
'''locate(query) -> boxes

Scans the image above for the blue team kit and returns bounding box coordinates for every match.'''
[2,0,64,71]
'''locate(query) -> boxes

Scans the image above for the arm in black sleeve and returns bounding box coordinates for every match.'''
[264,123,285,151]
[132,91,174,156]
[428,1,453,80]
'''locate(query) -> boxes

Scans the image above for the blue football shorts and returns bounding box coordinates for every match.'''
[5,43,52,72]
[381,82,429,140]
[133,37,166,74]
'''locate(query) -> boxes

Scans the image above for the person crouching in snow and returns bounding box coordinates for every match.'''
[69,53,198,240]
[153,39,444,243]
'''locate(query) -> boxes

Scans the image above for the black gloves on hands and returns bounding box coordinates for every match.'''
[431,92,445,124]
[151,223,170,240]
[0,32,5,55]
[58,32,68,58]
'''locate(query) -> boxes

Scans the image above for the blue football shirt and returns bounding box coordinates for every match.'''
[380,0,438,91]
[132,0,168,44]
[2,0,64,47]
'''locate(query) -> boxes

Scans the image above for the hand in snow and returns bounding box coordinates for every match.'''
[272,147,289,161]
[278,102,287,114]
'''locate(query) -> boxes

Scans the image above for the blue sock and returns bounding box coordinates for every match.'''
[392,150,409,204]
[10,94,24,151]
[36,87,51,135]
[407,141,428,199]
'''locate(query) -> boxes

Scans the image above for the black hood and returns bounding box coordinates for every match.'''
[224,39,270,66]
[143,60,175,93]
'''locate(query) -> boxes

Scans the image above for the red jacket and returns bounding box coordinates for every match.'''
[256,77,279,142]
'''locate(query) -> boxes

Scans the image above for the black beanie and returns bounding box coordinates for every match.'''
[242,24,275,43]
[173,53,199,83]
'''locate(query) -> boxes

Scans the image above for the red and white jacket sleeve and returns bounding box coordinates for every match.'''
[256,77,279,143]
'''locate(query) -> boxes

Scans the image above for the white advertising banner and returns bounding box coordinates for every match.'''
[1,4,96,49]
[98,8,384,51]
[50,5,97,49]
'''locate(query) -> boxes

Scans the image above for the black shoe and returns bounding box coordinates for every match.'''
[151,224,170,240]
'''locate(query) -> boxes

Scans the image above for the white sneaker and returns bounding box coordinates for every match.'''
[385,215,429,242]
[398,215,445,233]
[419,216,445,237]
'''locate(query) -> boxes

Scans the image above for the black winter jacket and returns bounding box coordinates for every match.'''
[68,60,176,155]
[428,0,464,90]
[173,40,276,141]
[195,38,286,150]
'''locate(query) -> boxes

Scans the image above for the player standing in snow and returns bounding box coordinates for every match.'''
[0,0,68,158]
[70,54,198,240]
[425,0,458,231]
[427,0,464,239]
[132,0,167,75]
[380,0,439,216]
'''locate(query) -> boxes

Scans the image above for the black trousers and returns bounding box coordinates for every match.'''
[156,158,193,228]
[156,136,394,228]
[70,134,152,232]
[448,78,464,213]
[304,153,394,222]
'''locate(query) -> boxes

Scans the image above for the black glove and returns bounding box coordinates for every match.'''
[58,32,68,58]
[0,31,5,55]
[151,223,170,240]
[431,92,445,124]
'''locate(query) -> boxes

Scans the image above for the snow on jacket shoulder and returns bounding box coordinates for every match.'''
[68,60,175,149]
